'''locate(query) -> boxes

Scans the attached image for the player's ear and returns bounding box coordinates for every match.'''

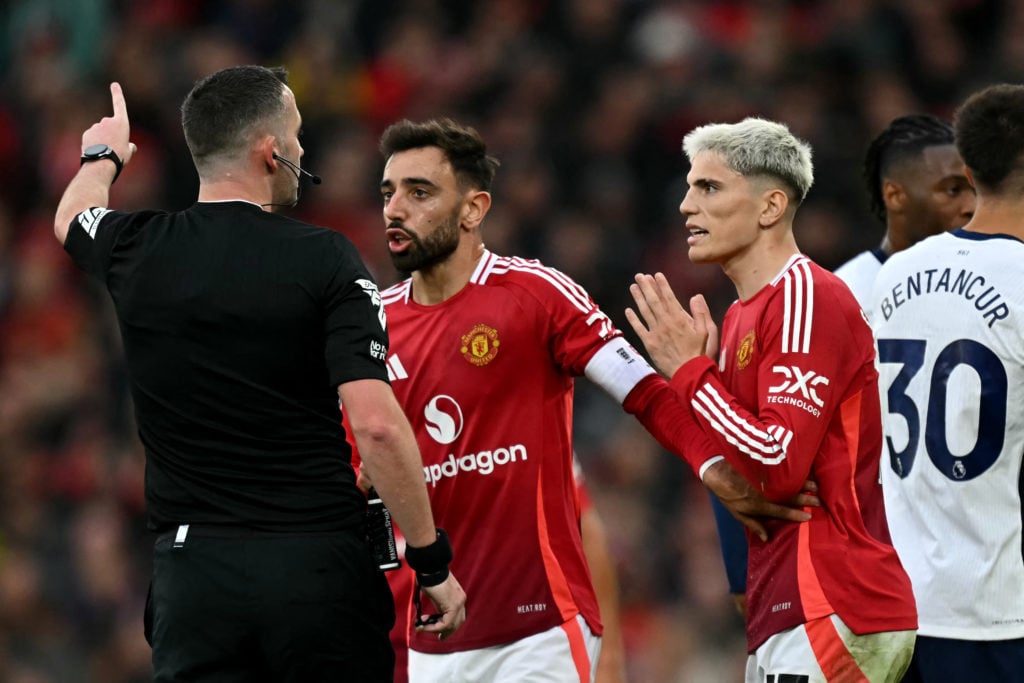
[882,179,907,214]
[758,188,789,227]
[462,190,491,230]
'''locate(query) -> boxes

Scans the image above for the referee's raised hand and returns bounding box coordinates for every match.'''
[55,82,138,244]
[81,82,137,167]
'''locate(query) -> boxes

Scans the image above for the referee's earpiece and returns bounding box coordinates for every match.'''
[272,152,322,185]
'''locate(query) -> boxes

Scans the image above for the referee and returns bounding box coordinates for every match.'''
[53,65,465,682]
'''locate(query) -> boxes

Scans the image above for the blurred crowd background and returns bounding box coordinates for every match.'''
[0,0,1015,681]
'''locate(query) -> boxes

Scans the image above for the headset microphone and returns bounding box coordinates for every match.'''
[273,152,322,185]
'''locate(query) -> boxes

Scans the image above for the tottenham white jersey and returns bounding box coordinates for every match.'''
[869,229,1024,640]
[834,248,885,319]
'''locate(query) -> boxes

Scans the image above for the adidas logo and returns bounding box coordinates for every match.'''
[386,354,408,381]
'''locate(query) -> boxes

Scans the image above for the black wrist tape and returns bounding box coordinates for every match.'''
[405,528,452,580]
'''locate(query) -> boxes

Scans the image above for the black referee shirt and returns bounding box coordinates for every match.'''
[65,201,389,532]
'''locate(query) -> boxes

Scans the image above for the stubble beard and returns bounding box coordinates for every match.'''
[388,210,461,275]
[268,171,300,210]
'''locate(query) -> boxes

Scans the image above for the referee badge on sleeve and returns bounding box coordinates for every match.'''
[75,207,112,239]
[355,278,386,332]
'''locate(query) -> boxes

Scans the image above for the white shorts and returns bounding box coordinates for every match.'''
[745,614,916,683]
[408,614,601,683]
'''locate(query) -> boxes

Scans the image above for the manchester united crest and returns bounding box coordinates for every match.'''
[460,324,500,366]
[736,329,756,370]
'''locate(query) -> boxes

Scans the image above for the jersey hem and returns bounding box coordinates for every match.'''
[408,611,599,654]
[916,624,1024,640]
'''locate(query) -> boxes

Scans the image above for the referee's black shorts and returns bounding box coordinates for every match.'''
[145,526,395,682]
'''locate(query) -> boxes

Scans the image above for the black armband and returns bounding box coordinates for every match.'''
[405,528,452,586]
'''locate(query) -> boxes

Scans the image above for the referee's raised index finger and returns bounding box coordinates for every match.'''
[110,82,128,119]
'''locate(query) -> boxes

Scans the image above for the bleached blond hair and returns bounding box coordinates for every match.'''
[683,117,814,203]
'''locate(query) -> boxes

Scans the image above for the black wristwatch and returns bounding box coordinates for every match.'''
[81,144,124,184]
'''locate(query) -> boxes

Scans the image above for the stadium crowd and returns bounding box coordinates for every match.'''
[0,0,1014,680]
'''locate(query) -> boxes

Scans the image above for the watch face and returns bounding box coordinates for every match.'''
[83,144,112,157]
[80,143,123,182]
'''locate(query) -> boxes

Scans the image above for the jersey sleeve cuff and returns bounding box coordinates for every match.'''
[698,455,726,481]
[669,355,717,394]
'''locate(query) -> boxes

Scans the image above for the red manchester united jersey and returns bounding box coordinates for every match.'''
[670,255,917,651]
[381,251,626,654]
[373,464,598,683]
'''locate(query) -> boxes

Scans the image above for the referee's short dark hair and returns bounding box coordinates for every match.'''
[379,118,501,192]
[182,65,289,172]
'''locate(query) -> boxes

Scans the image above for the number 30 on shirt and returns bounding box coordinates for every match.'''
[877,337,1007,481]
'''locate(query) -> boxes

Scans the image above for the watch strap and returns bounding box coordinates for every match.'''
[81,145,124,184]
